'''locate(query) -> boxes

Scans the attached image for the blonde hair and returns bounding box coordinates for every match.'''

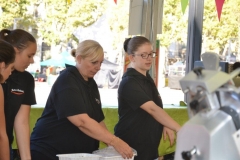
[71,40,103,61]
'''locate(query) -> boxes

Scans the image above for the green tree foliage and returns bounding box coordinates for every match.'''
[0,0,107,45]
[106,0,129,50]
[35,0,107,45]
[159,0,240,53]
[159,0,188,47]
[203,0,240,53]
[0,0,34,30]
[1,0,239,53]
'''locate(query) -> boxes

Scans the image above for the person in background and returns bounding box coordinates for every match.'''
[114,36,181,160]
[0,29,37,160]
[30,40,133,160]
[232,62,240,87]
[0,40,15,160]
[34,69,40,81]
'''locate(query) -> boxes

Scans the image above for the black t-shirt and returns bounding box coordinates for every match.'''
[30,65,104,160]
[114,68,163,160]
[2,70,36,145]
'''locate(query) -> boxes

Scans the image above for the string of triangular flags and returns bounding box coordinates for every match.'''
[114,0,225,21]
[15,0,224,21]
[65,0,117,5]
[181,0,225,21]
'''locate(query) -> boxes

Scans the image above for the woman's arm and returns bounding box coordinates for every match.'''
[14,104,31,160]
[68,114,133,159]
[99,121,110,146]
[0,86,10,160]
[140,101,181,132]
[99,121,108,130]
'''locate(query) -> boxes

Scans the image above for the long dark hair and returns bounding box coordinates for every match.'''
[123,36,151,55]
[0,29,36,52]
[0,40,16,81]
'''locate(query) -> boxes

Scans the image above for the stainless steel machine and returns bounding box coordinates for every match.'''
[174,52,240,160]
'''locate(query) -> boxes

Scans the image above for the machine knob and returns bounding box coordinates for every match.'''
[181,146,197,160]
[193,67,203,77]
[189,99,198,110]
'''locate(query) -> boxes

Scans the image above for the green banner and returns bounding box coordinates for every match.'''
[181,0,189,14]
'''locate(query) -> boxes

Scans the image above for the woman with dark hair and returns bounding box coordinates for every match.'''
[114,36,181,160]
[0,40,15,160]
[0,29,37,160]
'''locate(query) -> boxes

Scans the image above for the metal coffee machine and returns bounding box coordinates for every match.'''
[174,52,240,160]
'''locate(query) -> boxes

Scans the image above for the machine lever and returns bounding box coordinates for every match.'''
[181,146,197,160]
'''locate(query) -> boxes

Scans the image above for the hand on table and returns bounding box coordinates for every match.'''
[110,136,133,159]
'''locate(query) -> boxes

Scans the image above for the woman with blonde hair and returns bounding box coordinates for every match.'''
[31,40,133,160]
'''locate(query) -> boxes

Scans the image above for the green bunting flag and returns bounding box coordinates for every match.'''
[181,0,189,14]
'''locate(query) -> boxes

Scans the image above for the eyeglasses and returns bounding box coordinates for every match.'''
[132,52,156,59]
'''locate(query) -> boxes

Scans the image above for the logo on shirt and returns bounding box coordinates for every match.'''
[11,89,24,95]
[95,98,101,104]
[158,95,162,100]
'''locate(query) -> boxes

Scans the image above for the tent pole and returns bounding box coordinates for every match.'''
[184,0,204,103]
[185,0,204,74]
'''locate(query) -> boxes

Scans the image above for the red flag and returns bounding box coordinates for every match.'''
[215,0,225,21]
[114,0,117,4]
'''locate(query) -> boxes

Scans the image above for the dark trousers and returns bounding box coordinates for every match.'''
[10,147,20,160]
[10,147,13,160]
[31,150,55,160]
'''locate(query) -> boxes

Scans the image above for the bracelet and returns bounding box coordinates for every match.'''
[109,135,117,146]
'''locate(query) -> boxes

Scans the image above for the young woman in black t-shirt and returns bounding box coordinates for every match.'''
[114,36,181,160]
[0,29,37,160]
[0,40,15,160]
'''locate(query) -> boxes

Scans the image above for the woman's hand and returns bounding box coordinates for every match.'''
[68,114,133,158]
[110,136,134,159]
[163,126,176,146]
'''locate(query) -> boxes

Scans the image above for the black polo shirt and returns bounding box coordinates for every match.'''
[114,68,163,160]
[30,65,104,160]
[2,70,36,145]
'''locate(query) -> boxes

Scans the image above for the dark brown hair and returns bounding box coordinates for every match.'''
[0,40,16,81]
[0,29,36,52]
[123,36,151,55]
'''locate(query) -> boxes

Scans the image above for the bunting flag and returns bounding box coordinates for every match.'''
[114,0,117,4]
[181,0,189,14]
[215,0,225,21]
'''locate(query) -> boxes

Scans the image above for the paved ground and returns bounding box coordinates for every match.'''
[34,82,184,108]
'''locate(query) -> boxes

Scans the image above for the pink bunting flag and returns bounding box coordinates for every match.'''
[215,0,225,21]
[114,0,117,4]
